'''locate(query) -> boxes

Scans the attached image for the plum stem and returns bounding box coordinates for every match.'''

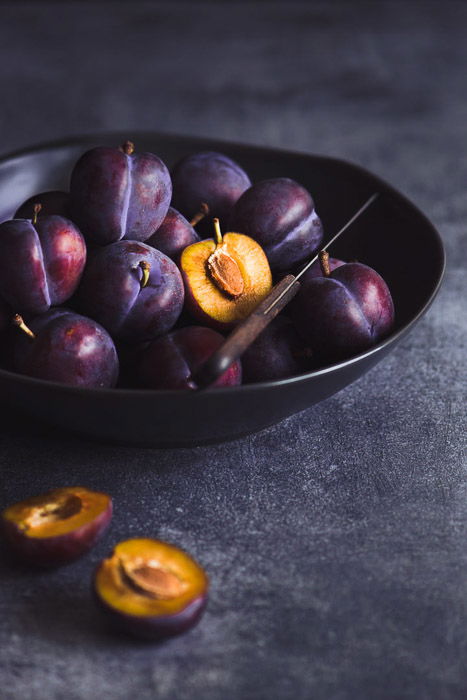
[138,261,150,289]
[121,141,135,155]
[213,218,223,247]
[32,203,42,226]
[12,314,36,339]
[319,250,331,277]
[190,202,209,227]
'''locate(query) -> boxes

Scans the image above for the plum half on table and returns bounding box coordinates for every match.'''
[1,487,113,567]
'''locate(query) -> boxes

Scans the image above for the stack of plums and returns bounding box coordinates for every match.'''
[0,141,395,390]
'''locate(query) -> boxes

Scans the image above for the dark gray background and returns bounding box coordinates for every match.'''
[0,2,466,699]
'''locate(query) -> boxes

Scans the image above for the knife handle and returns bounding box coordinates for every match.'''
[191,274,301,389]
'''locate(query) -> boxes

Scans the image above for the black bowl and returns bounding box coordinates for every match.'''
[0,133,445,447]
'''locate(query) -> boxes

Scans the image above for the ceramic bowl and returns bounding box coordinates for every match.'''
[0,133,445,446]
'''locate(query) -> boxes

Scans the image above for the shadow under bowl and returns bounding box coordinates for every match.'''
[0,132,445,447]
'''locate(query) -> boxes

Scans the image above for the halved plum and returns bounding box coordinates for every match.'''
[1,486,113,567]
[94,538,208,640]
[180,219,272,329]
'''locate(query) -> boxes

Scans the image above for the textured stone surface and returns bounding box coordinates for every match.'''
[0,2,466,699]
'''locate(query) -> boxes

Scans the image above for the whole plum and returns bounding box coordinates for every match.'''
[70,141,171,245]
[136,326,242,390]
[241,316,310,383]
[230,177,323,271]
[146,207,200,261]
[76,240,184,342]
[171,151,251,234]
[13,309,119,387]
[0,208,86,315]
[291,252,395,362]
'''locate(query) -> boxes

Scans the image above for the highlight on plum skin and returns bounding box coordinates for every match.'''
[0,211,86,316]
[229,177,324,272]
[136,326,242,390]
[171,151,251,235]
[69,141,172,245]
[76,240,185,343]
[93,538,209,640]
[1,486,113,567]
[12,309,119,388]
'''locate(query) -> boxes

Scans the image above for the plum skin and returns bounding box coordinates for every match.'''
[76,240,185,342]
[146,207,200,260]
[13,309,119,388]
[136,326,242,390]
[230,177,324,271]
[291,262,395,361]
[0,215,86,315]
[93,585,208,640]
[241,317,309,383]
[1,489,113,567]
[171,151,251,234]
[70,145,172,245]
[1,503,113,567]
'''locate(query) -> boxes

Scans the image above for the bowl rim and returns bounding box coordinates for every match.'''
[0,131,446,398]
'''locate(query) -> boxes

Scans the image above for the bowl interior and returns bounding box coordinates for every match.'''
[0,133,445,445]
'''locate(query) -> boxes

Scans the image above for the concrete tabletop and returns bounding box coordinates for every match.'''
[0,2,465,699]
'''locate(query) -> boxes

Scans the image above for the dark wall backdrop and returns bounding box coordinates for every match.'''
[0,2,466,699]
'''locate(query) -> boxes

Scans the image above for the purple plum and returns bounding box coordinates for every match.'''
[291,252,395,362]
[230,177,323,271]
[12,309,119,387]
[76,240,184,342]
[0,209,86,315]
[70,141,172,245]
[146,207,200,260]
[136,326,242,390]
[241,316,311,383]
[171,151,251,234]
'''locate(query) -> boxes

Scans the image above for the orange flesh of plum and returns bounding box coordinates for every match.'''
[2,486,111,538]
[181,232,272,325]
[95,538,208,618]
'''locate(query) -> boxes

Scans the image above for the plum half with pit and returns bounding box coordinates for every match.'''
[230,177,324,272]
[70,141,172,245]
[146,207,200,261]
[12,309,119,387]
[171,151,251,235]
[136,325,242,390]
[76,240,184,342]
[1,487,113,567]
[0,205,86,315]
[93,538,209,640]
[291,251,395,362]
[180,219,272,330]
